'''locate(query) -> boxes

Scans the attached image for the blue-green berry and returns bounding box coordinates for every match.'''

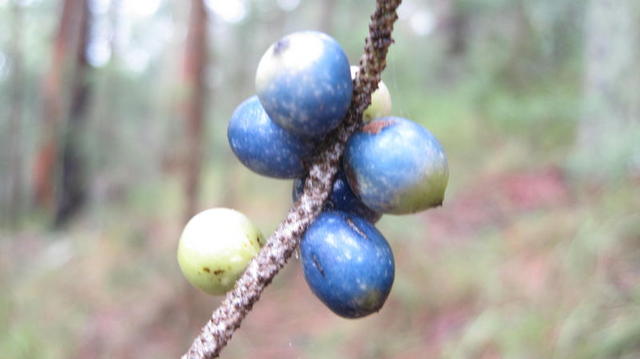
[344,117,449,214]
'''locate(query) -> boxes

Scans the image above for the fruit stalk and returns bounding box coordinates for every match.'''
[182,1,402,358]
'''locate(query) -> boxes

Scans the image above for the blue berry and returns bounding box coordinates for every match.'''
[227,96,315,179]
[343,117,449,214]
[255,31,353,138]
[292,170,381,223]
[300,211,394,318]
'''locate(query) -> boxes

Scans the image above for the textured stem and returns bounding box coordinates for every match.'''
[182,1,401,358]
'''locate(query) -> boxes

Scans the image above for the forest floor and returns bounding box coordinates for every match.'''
[3,158,638,359]
[3,88,640,359]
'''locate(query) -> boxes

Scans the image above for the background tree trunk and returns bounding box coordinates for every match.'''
[32,0,84,211]
[182,0,209,221]
[5,0,25,228]
[441,0,469,58]
[431,0,471,85]
[574,0,640,179]
[318,0,337,34]
[32,0,93,227]
[53,0,92,227]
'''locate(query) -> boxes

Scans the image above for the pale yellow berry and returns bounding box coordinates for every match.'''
[351,66,392,122]
[177,208,264,295]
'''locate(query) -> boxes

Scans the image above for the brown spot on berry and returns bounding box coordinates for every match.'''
[346,217,368,239]
[311,254,325,277]
[362,118,396,134]
[214,269,225,275]
[203,267,211,273]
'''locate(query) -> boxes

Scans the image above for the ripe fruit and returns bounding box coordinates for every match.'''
[292,169,381,223]
[343,117,449,214]
[227,96,315,179]
[300,211,394,318]
[255,31,353,138]
[350,66,392,122]
[177,208,264,295]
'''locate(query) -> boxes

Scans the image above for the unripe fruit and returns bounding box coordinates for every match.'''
[350,66,392,122]
[256,31,352,138]
[344,117,449,214]
[227,96,315,179]
[300,211,394,318]
[177,208,264,295]
[292,169,381,223]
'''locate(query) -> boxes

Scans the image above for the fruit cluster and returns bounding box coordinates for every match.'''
[177,31,449,318]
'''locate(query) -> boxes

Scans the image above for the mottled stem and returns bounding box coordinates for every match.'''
[182,1,401,358]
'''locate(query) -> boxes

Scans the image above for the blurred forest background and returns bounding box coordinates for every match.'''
[1,0,639,358]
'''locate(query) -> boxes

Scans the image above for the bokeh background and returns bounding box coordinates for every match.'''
[1,0,639,358]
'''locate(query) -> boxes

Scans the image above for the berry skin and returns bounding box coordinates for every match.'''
[300,211,394,318]
[177,208,264,295]
[255,31,353,138]
[292,170,382,223]
[350,66,392,122]
[227,96,315,179]
[343,117,449,214]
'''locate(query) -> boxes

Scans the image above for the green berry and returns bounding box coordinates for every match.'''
[351,66,392,122]
[177,208,264,295]
[344,117,449,214]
